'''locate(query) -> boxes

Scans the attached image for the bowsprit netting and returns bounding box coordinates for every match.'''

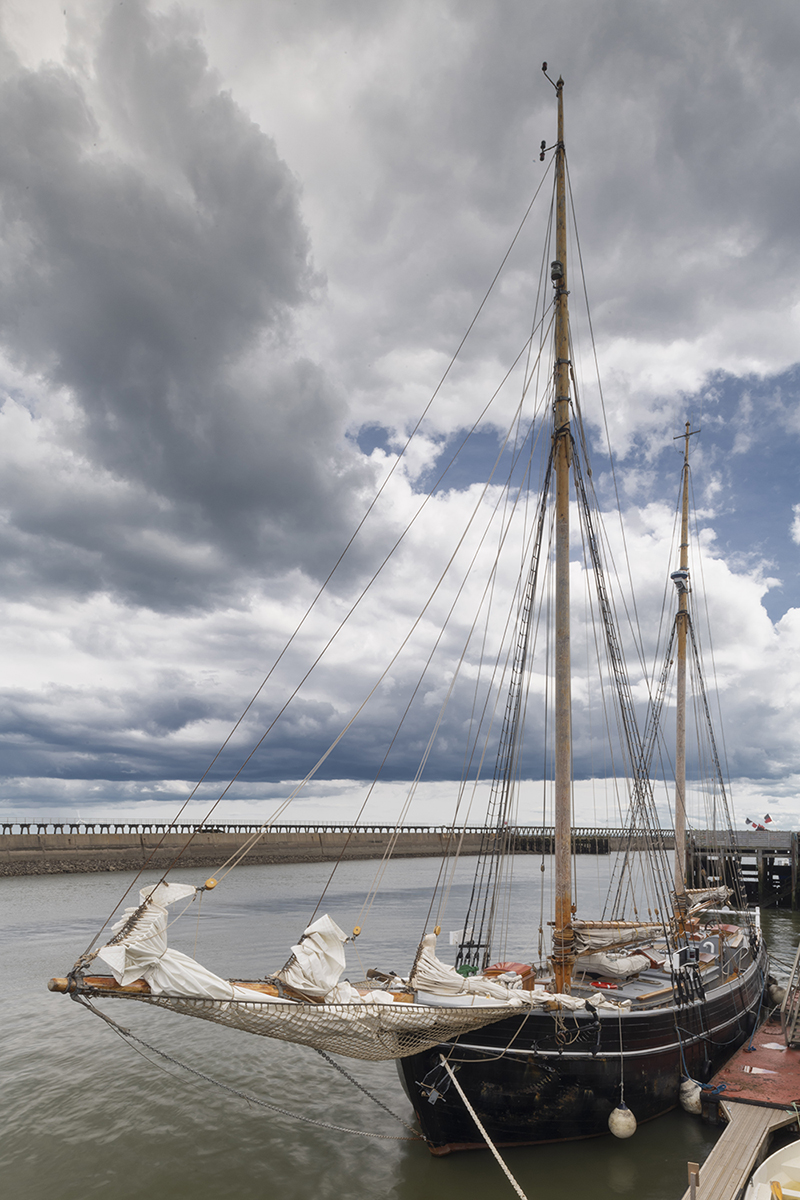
[71,986,531,1061]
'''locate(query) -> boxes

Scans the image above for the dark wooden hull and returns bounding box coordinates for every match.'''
[397,941,768,1153]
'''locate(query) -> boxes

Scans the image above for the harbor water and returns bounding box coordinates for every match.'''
[3,854,795,1200]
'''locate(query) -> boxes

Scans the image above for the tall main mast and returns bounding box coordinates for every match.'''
[672,422,698,904]
[551,73,574,994]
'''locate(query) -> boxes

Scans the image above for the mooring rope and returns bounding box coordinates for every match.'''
[439,1056,529,1199]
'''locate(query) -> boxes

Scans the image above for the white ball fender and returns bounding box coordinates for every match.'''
[608,1102,637,1138]
[680,1079,703,1114]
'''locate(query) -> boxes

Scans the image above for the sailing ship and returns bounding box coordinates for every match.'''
[396,414,768,1151]
[49,70,767,1153]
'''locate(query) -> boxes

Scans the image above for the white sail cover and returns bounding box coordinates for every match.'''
[276,914,363,1003]
[574,953,652,979]
[572,919,665,953]
[97,882,276,1002]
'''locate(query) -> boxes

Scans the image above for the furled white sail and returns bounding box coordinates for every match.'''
[687,886,732,912]
[97,882,278,1002]
[409,933,531,1006]
[572,919,665,954]
[276,914,365,1003]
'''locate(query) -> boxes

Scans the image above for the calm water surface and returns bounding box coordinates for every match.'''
[3,856,796,1200]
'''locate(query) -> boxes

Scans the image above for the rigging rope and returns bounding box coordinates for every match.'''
[572,447,675,931]
[564,157,649,689]
[186,330,558,886]
[456,451,554,969]
[83,168,558,955]
[73,995,421,1143]
[349,338,558,949]
[687,617,746,905]
[313,1048,419,1136]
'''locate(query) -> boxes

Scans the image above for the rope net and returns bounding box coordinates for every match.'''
[76,985,526,1062]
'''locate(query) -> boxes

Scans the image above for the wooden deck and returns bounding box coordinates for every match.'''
[680,1021,800,1200]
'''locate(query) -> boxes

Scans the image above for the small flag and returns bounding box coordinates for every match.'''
[764,814,773,824]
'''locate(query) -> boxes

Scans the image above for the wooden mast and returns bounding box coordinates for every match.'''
[672,422,698,908]
[551,73,574,994]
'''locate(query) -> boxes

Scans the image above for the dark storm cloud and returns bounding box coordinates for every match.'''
[563,3,800,344]
[0,677,218,778]
[0,1,373,611]
[258,0,800,441]
[0,0,799,815]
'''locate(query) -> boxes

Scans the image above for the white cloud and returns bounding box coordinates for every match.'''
[792,504,800,546]
[0,0,799,824]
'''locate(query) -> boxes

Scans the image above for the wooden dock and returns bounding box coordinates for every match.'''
[687,830,800,908]
[680,1102,795,1200]
[680,1020,800,1200]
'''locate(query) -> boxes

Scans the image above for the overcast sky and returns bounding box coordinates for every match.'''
[0,0,798,831]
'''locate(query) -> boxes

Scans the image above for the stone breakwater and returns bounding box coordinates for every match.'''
[0,826,487,877]
[0,823,631,877]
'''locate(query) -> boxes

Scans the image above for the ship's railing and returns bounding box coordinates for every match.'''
[782,941,800,1046]
[700,907,761,931]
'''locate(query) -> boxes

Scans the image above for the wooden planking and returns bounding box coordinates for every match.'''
[679,1102,797,1200]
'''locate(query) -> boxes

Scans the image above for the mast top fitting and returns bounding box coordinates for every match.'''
[541,62,562,90]
[670,568,690,595]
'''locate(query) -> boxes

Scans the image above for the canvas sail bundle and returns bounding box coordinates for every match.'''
[686,886,732,912]
[571,919,666,954]
[85,882,596,1061]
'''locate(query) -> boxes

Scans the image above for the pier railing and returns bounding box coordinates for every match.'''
[5,826,797,899]
[1,821,646,838]
[0,822,650,878]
